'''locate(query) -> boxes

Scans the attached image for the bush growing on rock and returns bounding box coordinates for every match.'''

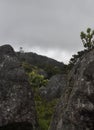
[34,90,58,130]
[22,62,58,130]
[29,70,48,88]
[67,28,94,70]
[68,50,87,70]
[80,28,94,50]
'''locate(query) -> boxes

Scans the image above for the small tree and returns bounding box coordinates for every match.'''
[80,28,94,50]
[19,47,24,53]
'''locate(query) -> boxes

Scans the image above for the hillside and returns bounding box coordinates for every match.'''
[16,52,66,78]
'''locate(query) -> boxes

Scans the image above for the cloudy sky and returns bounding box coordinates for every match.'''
[0,0,94,63]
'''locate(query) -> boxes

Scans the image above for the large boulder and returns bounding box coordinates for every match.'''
[40,74,67,101]
[0,45,38,130]
[49,48,94,130]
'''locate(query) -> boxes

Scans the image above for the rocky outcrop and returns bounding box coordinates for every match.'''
[49,49,94,130]
[0,45,38,130]
[40,74,67,101]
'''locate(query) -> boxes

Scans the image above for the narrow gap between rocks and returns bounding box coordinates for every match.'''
[0,122,33,130]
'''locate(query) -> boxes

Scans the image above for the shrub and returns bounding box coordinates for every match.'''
[29,70,48,88]
[80,28,94,50]
[34,89,58,130]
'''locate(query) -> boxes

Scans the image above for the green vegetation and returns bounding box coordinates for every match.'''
[80,28,94,50]
[68,50,87,70]
[22,62,34,72]
[34,88,58,130]
[28,70,48,88]
[17,51,66,78]
[67,28,94,70]
[44,64,63,78]
[20,28,94,129]
[19,27,94,130]
[22,62,59,130]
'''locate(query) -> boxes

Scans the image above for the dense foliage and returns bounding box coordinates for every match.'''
[28,70,48,88]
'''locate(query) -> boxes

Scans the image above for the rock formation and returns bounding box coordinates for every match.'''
[0,45,38,130]
[49,48,94,130]
[40,74,67,101]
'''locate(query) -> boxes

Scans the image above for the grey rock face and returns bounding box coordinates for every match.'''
[40,74,67,101]
[49,49,94,130]
[0,45,38,130]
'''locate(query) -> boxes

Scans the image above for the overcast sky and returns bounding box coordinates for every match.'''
[0,0,94,63]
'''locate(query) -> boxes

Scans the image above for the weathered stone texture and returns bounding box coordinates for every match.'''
[0,45,38,130]
[49,49,94,130]
[40,74,67,101]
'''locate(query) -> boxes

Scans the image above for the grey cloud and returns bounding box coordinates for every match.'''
[0,0,94,62]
